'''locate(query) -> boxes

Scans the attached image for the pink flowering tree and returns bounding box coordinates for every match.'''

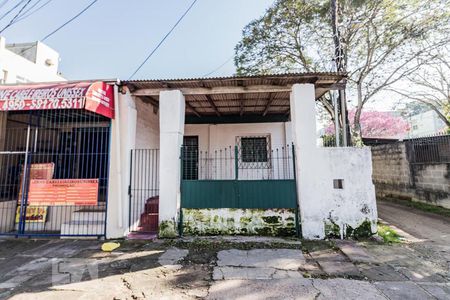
[325,110,410,138]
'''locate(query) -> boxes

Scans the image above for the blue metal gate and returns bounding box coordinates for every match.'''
[0,110,111,238]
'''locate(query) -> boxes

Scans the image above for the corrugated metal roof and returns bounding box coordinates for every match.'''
[125,72,346,122]
[124,71,344,83]
[123,72,345,91]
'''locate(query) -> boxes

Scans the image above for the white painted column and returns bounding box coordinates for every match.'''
[290,83,325,239]
[159,90,185,237]
[106,90,137,239]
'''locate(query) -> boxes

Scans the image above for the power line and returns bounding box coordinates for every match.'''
[16,0,42,17]
[41,0,98,41]
[128,0,198,79]
[0,0,32,34]
[14,0,50,22]
[202,55,234,77]
[12,0,98,57]
[0,0,53,34]
[0,0,26,22]
[14,0,52,22]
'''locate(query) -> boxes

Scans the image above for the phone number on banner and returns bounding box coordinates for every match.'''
[0,98,85,111]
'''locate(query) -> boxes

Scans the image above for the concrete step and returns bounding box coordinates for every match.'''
[60,220,105,238]
[71,211,106,222]
[140,213,158,232]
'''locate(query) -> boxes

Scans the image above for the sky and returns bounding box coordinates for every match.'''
[1,0,274,80]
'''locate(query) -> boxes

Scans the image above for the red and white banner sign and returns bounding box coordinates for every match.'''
[0,81,115,119]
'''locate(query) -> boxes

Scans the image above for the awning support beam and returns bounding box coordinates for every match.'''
[262,94,276,116]
[206,95,221,116]
[185,101,202,118]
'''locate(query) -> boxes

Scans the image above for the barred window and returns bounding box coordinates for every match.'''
[240,137,268,163]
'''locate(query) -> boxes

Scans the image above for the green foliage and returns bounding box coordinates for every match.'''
[377,223,402,243]
[346,220,373,238]
[321,134,337,147]
[235,0,450,139]
[445,103,450,133]
[159,220,178,238]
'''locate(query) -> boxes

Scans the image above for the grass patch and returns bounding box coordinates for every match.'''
[380,198,450,218]
[377,223,402,244]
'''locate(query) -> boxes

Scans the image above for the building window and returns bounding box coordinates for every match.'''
[1,70,7,84]
[237,135,271,168]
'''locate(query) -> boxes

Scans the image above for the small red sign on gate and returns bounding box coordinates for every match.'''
[27,179,99,206]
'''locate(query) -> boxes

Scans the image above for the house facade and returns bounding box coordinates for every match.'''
[0,37,65,84]
[0,73,377,240]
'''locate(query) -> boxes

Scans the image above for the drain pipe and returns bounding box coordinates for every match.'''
[114,80,123,229]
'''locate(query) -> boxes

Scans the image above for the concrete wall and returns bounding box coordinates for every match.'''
[0,37,65,83]
[372,143,450,209]
[291,84,377,239]
[182,208,296,236]
[106,90,137,238]
[135,97,159,149]
[298,147,378,239]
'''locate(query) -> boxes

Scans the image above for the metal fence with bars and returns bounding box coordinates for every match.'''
[128,149,160,233]
[182,144,296,181]
[406,133,450,164]
[180,142,298,210]
[0,110,111,237]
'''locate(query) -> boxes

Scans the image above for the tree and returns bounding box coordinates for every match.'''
[234,0,450,141]
[325,110,410,138]
[389,48,450,129]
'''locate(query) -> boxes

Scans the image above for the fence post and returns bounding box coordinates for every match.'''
[179,146,184,236]
[291,144,301,238]
[234,145,239,180]
[128,150,133,232]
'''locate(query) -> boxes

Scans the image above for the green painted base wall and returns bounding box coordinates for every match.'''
[182,208,296,236]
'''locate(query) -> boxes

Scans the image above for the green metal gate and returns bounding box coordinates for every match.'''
[180,142,299,235]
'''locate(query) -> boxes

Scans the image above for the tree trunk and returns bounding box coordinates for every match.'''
[433,108,450,128]
[353,83,364,144]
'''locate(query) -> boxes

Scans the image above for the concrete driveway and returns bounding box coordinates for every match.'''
[377,200,450,247]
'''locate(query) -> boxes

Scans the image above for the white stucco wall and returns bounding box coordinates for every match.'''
[291,84,377,239]
[135,97,159,149]
[106,90,137,239]
[0,37,65,83]
[185,122,292,150]
[299,147,377,239]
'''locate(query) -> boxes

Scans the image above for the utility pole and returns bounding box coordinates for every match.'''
[330,0,350,146]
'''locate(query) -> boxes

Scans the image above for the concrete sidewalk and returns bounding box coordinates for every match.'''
[0,236,448,299]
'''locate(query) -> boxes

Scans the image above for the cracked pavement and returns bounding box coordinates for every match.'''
[1,202,450,300]
[0,236,448,299]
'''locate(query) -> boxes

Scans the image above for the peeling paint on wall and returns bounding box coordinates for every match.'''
[297,147,379,240]
[182,208,296,236]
